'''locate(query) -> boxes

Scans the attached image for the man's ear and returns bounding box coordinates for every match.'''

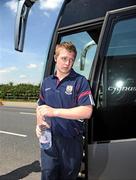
[54,55,57,62]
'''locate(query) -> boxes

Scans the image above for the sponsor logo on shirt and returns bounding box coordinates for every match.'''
[45,88,51,91]
[65,85,73,95]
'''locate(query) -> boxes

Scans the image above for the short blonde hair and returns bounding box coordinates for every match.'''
[54,42,77,59]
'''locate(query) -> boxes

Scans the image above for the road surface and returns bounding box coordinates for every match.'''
[0,105,41,180]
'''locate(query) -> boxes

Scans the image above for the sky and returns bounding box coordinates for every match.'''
[0,0,64,85]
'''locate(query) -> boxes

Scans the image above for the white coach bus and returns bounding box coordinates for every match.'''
[15,0,136,179]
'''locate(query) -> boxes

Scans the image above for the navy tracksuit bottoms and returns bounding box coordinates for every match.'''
[40,134,83,180]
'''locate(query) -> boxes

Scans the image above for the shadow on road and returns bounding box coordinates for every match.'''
[0,160,41,180]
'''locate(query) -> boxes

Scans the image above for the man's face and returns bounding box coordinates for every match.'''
[55,48,76,75]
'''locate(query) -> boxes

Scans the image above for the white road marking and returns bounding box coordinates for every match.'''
[20,112,36,115]
[0,130,27,137]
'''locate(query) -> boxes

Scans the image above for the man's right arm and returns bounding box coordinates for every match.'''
[36,83,49,138]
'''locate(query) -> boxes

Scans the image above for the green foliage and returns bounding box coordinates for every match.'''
[0,83,40,101]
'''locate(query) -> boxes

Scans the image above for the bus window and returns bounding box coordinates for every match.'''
[61,31,97,79]
[93,11,136,142]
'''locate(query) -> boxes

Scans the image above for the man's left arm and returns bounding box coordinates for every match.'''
[37,105,93,120]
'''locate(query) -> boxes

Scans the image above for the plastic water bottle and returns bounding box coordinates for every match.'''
[39,118,52,150]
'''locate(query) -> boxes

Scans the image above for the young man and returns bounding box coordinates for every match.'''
[36,42,95,180]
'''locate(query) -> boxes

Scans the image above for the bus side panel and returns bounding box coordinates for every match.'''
[88,141,136,179]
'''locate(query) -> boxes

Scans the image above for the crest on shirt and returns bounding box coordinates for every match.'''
[65,85,73,95]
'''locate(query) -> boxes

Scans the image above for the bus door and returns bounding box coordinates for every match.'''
[55,25,100,179]
[88,5,136,180]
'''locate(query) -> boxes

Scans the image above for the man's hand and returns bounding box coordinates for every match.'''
[36,125,42,138]
[35,121,50,138]
[36,105,51,138]
[37,105,55,117]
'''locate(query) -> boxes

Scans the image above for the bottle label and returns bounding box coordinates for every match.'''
[39,130,52,150]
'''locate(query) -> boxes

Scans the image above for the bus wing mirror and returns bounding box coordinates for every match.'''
[14,0,36,52]
[80,40,96,70]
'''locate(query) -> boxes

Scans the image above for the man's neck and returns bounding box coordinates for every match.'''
[56,71,70,81]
